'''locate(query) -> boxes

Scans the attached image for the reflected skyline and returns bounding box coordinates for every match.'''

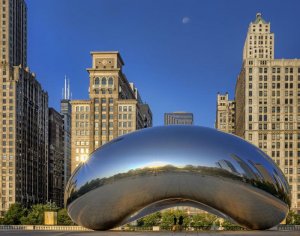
[65,126,290,230]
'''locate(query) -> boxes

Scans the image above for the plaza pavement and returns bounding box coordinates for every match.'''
[0,230,299,236]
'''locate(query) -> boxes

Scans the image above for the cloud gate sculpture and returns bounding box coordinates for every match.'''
[65,126,290,230]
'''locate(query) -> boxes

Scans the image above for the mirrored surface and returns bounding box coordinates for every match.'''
[65,126,290,230]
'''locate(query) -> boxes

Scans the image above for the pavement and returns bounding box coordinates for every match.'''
[0,230,299,236]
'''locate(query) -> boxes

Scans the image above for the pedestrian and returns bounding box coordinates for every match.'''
[178,215,184,231]
[173,216,177,231]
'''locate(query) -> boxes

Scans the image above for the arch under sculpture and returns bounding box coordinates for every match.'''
[65,126,290,230]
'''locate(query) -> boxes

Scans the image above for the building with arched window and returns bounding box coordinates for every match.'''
[70,52,152,172]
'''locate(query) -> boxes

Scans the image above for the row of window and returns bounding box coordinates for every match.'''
[249,67,300,74]
[249,81,300,90]
[93,88,113,95]
[249,133,300,140]
[284,168,300,175]
[94,105,113,112]
[118,105,133,112]
[94,77,114,86]
[75,141,89,146]
[75,148,89,154]
[249,90,300,97]
[249,106,300,113]
[94,98,113,104]
[249,35,271,40]
[249,75,300,82]
[75,106,90,112]
[75,130,116,136]
[118,121,133,128]
[248,123,300,130]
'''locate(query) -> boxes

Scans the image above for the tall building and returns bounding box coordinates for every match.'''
[234,13,300,213]
[0,0,27,67]
[215,92,235,134]
[164,112,193,125]
[48,108,64,208]
[140,104,153,128]
[60,77,71,190]
[70,51,152,172]
[0,0,49,215]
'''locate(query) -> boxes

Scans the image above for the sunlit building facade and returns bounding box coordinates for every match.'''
[71,52,152,172]
[0,0,49,215]
[164,112,193,125]
[215,93,235,134]
[233,13,300,213]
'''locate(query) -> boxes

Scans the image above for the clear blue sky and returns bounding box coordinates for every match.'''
[26,0,300,127]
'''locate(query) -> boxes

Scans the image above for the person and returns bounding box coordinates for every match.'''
[173,216,177,231]
[178,215,184,231]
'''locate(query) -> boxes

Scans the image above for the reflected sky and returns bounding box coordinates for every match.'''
[65,126,290,231]
[67,125,289,200]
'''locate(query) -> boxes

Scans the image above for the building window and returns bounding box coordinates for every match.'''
[108,77,113,85]
[101,77,107,85]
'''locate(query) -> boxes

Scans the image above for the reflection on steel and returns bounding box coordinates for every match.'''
[65,126,290,230]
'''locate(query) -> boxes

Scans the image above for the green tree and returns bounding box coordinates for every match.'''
[2,203,27,225]
[286,210,300,225]
[138,212,161,227]
[190,213,219,228]
[44,202,59,212]
[160,209,189,229]
[20,204,45,225]
[221,219,240,229]
[20,202,60,225]
[57,208,74,226]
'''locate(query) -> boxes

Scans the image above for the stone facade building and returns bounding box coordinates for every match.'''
[48,108,64,208]
[0,0,49,215]
[60,78,72,191]
[217,13,300,213]
[215,93,235,134]
[70,52,152,172]
[164,112,194,125]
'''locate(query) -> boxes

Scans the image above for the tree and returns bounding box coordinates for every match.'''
[2,203,27,225]
[57,208,74,226]
[20,202,60,225]
[220,218,242,230]
[139,212,161,227]
[286,210,300,225]
[190,213,219,228]
[160,209,189,229]
[20,204,45,225]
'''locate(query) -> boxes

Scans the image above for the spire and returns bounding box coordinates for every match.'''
[68,79,70,100]
[64,75,67,99]
[62,75,71,100]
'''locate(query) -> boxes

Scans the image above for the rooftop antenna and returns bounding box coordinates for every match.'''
[67,79,70,100]
[64,75,67,99]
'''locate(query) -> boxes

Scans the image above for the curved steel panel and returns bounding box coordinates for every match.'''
[65,126,290,230]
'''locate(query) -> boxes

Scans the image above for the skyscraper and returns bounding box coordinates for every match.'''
[215,93,235,134]
[70,52,152,172]
[1,0,27,67]
[0,0,49,215]
[48,108,64,208]
[164,112,193,125]
[60,77,72,190]
[227,13,300,213]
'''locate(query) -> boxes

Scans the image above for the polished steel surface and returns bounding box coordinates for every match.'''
[65,126,290,231]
